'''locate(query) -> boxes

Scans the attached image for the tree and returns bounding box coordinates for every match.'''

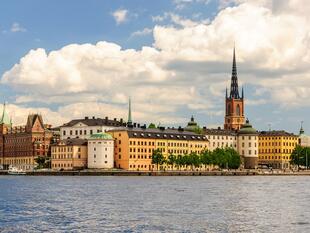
[226,147,241,169]
[167,154,176,170]
[200,150,212,170]
[151,149,164,170]
[34,156,50,169]
[148,123,156,129]
[291,145,310,168]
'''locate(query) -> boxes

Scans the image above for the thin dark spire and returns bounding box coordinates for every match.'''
[127,97,132,126]
[229,47,240,99]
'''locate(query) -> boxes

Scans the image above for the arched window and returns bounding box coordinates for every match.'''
[236,104,240,116]
[227,103,231,115]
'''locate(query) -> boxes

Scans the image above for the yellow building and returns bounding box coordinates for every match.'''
[258,131,298,169]
[51,138,88,170]
[108,127,209,171]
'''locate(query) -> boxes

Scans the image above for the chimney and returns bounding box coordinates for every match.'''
[114,118,117,121]
[137,123,140,128]
[120,118,123,123]
[159,126,165,131]
[178,126,184,131]
[218,127,221,130]
[85,116,89,120]
[133,123,137,127]
[203,126,207,130]
[92,116,95,119]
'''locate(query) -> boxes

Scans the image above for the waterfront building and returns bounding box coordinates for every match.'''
[87,133,114,169]
[59,116,125,140]
[51,138,87,170]
[203,127,237,151]
[0,107,53,170]
[108,127,209,171]
[224,48,245,130]
[237,119,259,169]
[258,130,298,169]
[298,123,310,147]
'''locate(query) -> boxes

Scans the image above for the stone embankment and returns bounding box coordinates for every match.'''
[1,170,310,176]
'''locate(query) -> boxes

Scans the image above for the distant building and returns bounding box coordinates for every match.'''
[59,116,125,140]
[258,130,298,169]
[224,48,245,130]
[298,123,310,147]
[87,133,114,169]
[108,127,209,171]
[51,138,87,170]
[184,116,200,133]
[0,105,53,170]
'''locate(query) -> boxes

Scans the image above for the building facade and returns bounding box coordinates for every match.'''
[258,131,298,169]
[0,111,53,170]
[224,48,245,130]
[203,128,237,151]
[237,120,259,169]
[108,127,209,171]
[87,133,114,169]
[60,116,125,140]
[51,138,87,170]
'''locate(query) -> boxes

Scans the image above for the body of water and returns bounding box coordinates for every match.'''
[0,176,309,232]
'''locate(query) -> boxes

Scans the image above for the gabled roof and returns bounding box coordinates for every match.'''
[259,130,297,137]
[57,138,88,146]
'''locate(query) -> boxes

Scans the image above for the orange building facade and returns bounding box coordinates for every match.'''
[108,127,209,171]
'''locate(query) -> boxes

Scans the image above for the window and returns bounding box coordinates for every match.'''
[236,104,240,116]
[94,148,96,151]
[90,130,93,135]
[94,154,96,158]
[63,131,66,136]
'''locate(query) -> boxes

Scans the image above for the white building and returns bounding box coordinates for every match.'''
[87,132,114,169]
[60,116,125,140]
[203,128,237,151]
[237,120,259,169]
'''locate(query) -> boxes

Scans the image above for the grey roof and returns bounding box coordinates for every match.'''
[203,128,237,136]
[60,117,125,128]
[56,138,88,146]
[259,130,297,137]
[108,127,209,141]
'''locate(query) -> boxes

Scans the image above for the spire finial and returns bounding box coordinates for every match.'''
[127,97,132,126]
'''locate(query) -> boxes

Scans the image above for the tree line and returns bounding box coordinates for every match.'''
[151,147,241,171]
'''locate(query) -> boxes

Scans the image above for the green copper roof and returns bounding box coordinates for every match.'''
[89,132,113,140]
[238,119,257,134]
[0,103,11,126]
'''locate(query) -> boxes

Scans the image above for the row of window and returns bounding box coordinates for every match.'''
[51,147,81,153]
[259,148,294,154]
[63,129,102,136]
[259,142,297,147]
[260,137,297,140]
[129,140,206,148]
[52,154,81,159]
[52,163,72,168]
[259,155,290,160]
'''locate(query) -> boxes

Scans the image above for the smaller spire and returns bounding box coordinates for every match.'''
[191,115,194,122]
[127,97,132,126]
[242,86,244,99]
[226,87,228,98]
[300,121,305,135]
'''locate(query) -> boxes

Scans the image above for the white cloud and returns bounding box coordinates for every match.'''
[131,28,153,37]
[3,0,310,127]
[112,9,128,25]
[10,22,26,32]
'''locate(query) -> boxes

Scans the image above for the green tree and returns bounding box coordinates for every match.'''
[225,147,241,169]
[34,156,50,169]
[151,149,164,170]
[175,154,183,170]
[148,123,156,129]
[167,154,176,170]
[291,145,310,168]
[200,150,212,170]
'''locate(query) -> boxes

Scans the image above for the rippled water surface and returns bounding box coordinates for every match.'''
[0,176,310,232]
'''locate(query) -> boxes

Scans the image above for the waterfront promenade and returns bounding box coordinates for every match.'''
[1,169,309,176]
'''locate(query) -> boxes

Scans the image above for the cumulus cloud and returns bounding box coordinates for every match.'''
[2,0,310,128]
[112,9,128,25]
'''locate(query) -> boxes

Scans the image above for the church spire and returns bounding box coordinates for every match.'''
[127,97,132,126]
[229,47,240,99]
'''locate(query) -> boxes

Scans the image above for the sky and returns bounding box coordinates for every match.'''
[0,0,309,134]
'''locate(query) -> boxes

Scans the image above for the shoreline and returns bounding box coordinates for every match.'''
[1,170,310,176]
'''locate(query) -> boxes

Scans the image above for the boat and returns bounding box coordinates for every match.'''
[8,165,26,175]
